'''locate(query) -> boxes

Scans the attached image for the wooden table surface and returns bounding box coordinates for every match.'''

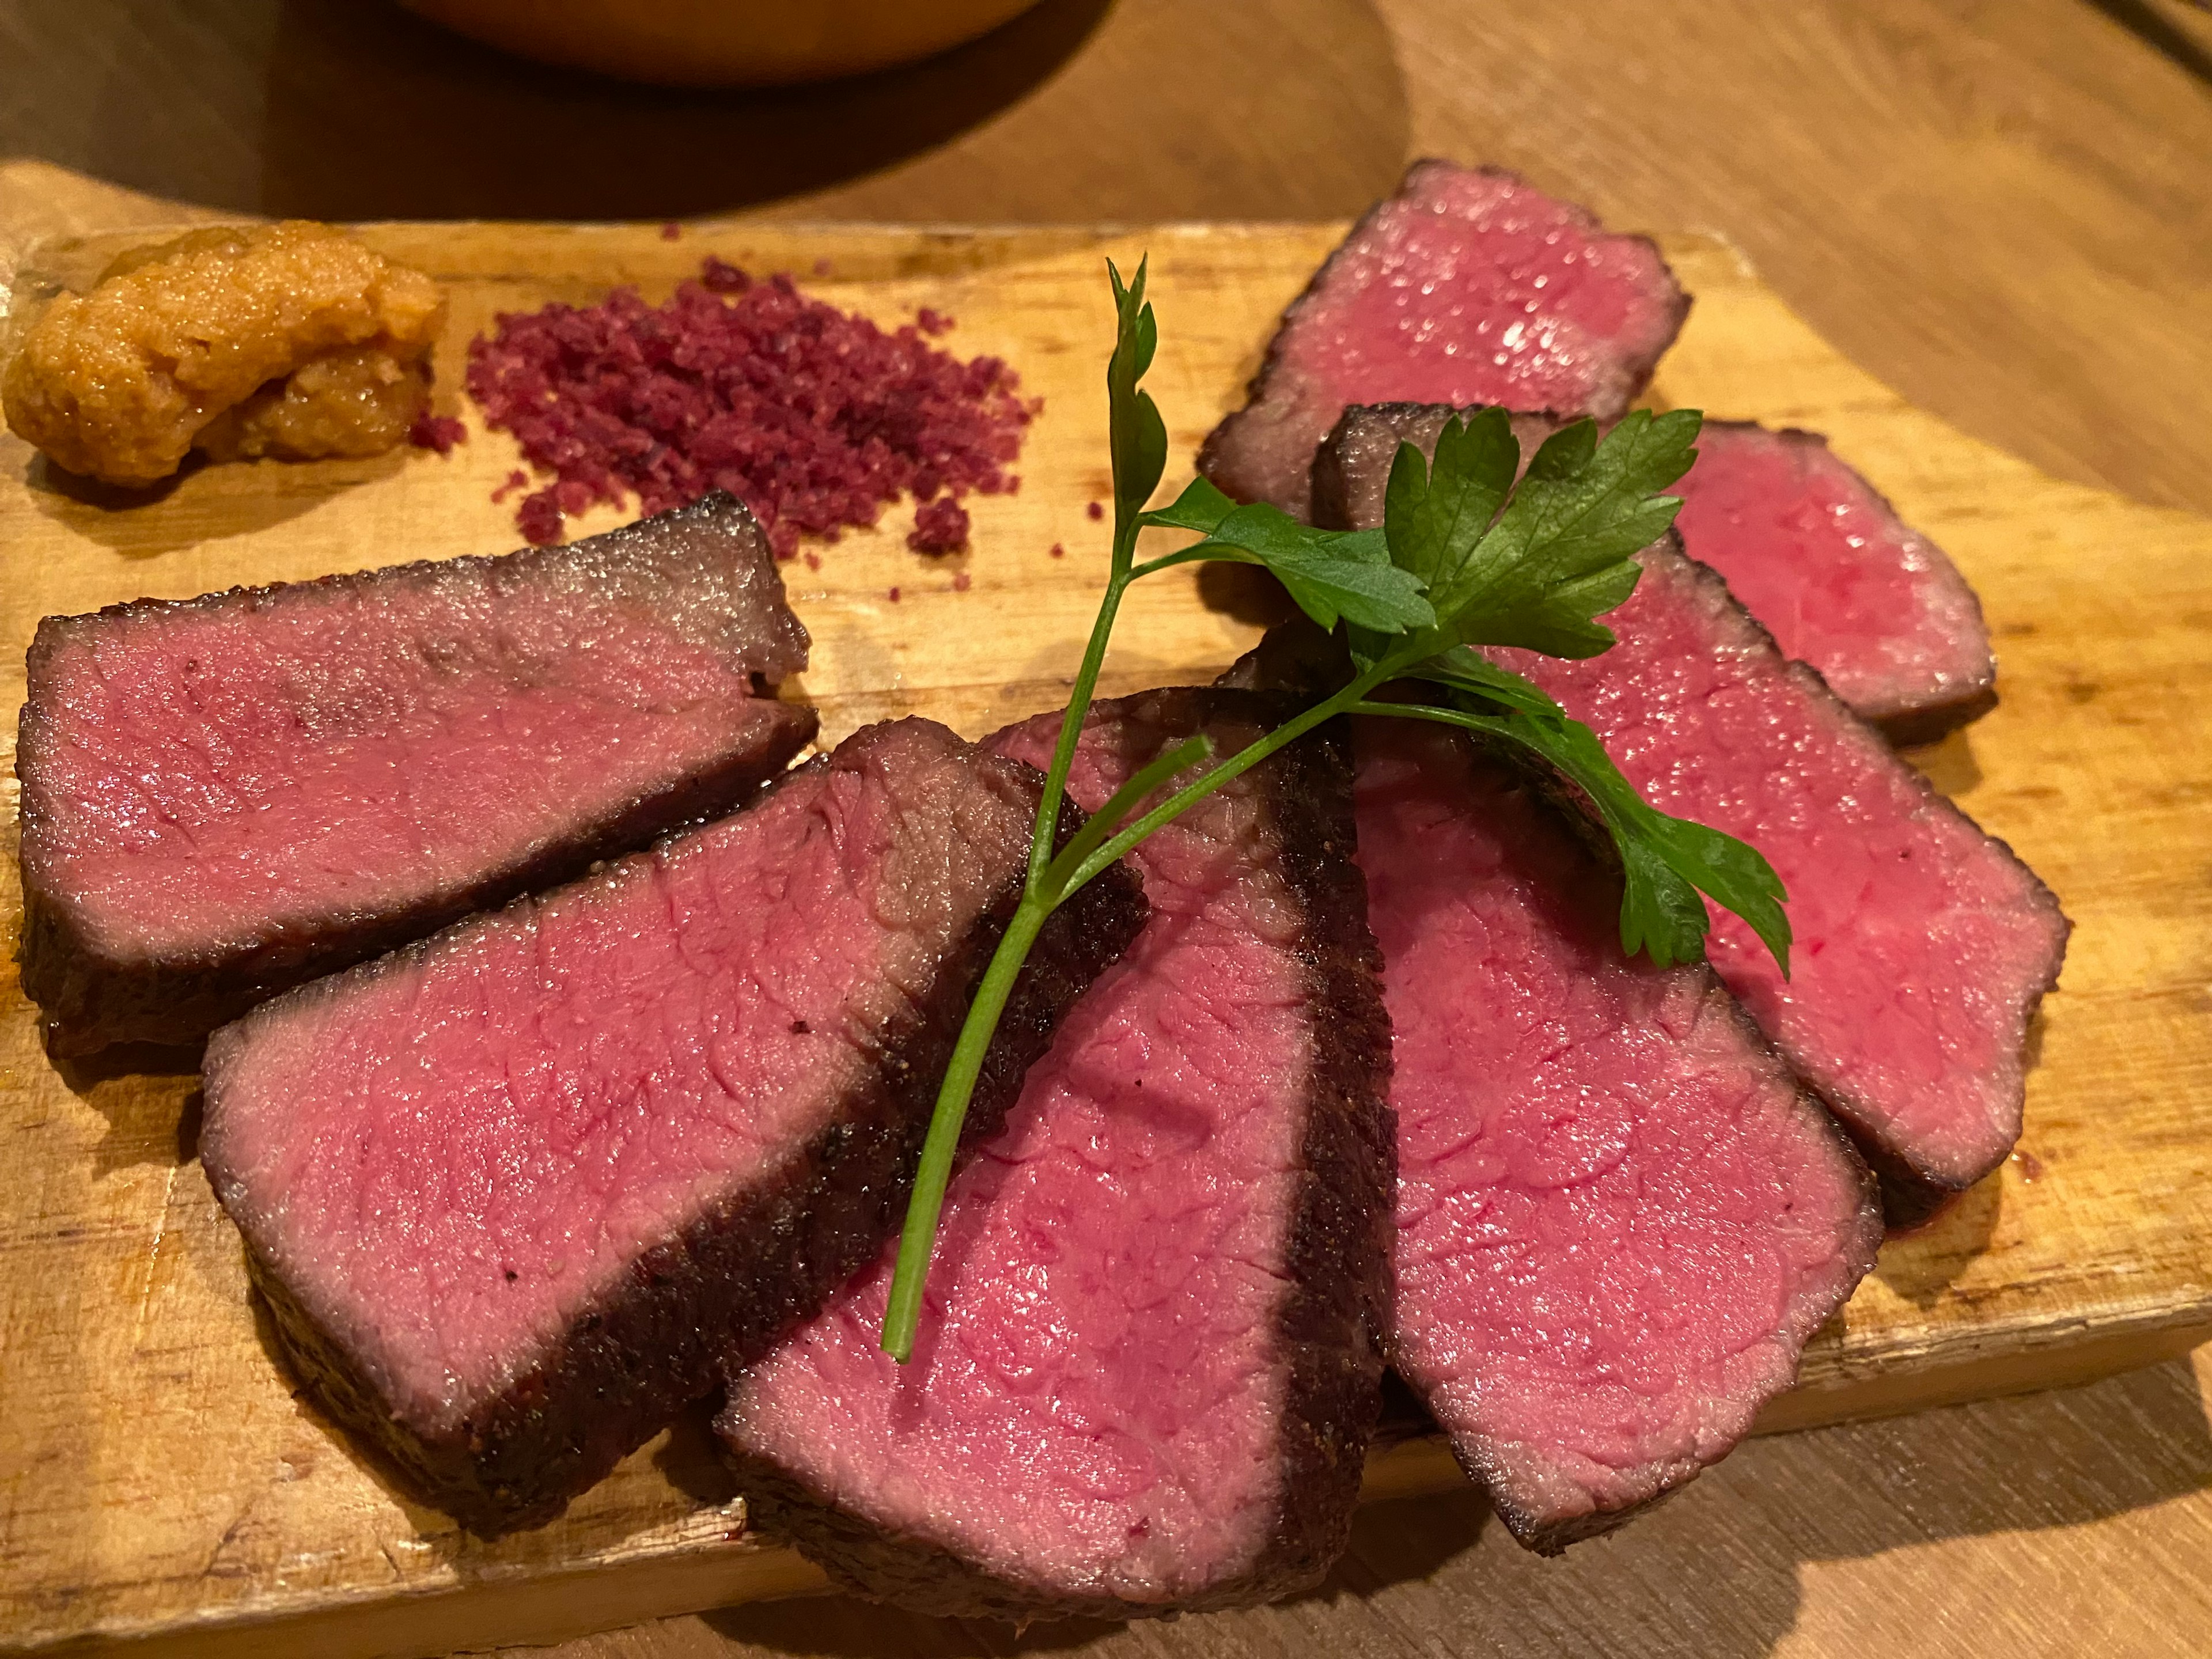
[2,3,2209,1656]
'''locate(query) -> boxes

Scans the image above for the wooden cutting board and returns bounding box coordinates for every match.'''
[2,214,2208,1659]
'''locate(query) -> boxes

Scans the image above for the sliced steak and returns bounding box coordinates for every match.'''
[1199,160,1689,518]
[200,719,1146,1536]
[718,689,1393,1620]
[1502,546,2067,1218]
[19,490,816,1054]
[1672,422,1997,743]
[1356,718,1880,1551]
[1316,421,2069,1219]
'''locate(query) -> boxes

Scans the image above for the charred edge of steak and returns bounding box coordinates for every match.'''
[243,781,1148,1539]
[1870,685,2001,748]
[1495,1475,1699,1558]
[1237,710,1396,1596]
[729,692,1396,1621]
[18,703,818,1056]
[1197,161,1690,517]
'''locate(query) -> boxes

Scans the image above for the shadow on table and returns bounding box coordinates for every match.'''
[10,0,1410,225]
[698,1357,2212,1658]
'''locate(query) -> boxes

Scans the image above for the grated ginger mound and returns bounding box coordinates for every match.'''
[2,221,446,487]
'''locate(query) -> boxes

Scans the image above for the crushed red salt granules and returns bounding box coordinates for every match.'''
[464,258,1037,557]
[408,411,467,454]
[909,496,970,554]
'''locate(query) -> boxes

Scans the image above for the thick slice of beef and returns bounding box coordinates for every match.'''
[1356,718,1880,1551]
[199,718,1146,1537]
[1198,160,1689,518]
[18,490,816,1055]
[1672,422,1997,743]
[718,689,1393,1621]
[1316,421,2069,1219]
[1503,546,2067,1218]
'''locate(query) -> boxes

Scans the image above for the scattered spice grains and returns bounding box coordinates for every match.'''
[661,222,683,241]
[1086,500,1104,520]
[887,586,902,603]
[407,411,466,454]
[1048,542,1066,559]
[464,257,1037,556]
[952,571,973,593]
[909,497,971,554]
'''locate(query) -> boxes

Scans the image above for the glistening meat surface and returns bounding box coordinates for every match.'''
[18,491,814,1053]
[1357,720,1880,1550]
[1198,160,1688,518]
[200,719,1145,1536]
[1671,422,1997,743]
[719,689,1393,1620]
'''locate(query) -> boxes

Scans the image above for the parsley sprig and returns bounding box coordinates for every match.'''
[877,259,1788,1361]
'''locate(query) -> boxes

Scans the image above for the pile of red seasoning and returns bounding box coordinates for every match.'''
[464,257,1036,556]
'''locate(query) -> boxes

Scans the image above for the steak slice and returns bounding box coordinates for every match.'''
[19,490,816,1055]
[718,689,1394,1620]
[1501,546,2067,1219]
[1315,419,2069,1219]
[1198,160,1689,518]
[200,718,1146,1537]
[1672,422,1997,743]
[1318,406,1996,743]
[1356,718,1880,1551]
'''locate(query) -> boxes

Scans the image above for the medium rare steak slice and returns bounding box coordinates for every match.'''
[19,490,815,1054]
[1198,160,1689,518]
[1357,719,1880,1551]
[1316,421,2069,1219]
[1317,406,1996,742]
[200,719,1146,1536]
[719,689,1393,1620]
[1500,546,2067,1219]
[1672,422,1997,743]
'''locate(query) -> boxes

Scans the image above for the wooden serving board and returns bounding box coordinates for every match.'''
[1,215,2209,1659]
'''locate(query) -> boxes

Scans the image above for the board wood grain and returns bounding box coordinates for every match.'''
[1,217,2207,1659]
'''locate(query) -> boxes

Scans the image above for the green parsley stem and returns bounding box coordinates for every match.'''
[878,899,1051,1361]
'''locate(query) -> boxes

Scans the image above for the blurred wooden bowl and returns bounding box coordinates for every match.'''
[400,0,1048,88]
